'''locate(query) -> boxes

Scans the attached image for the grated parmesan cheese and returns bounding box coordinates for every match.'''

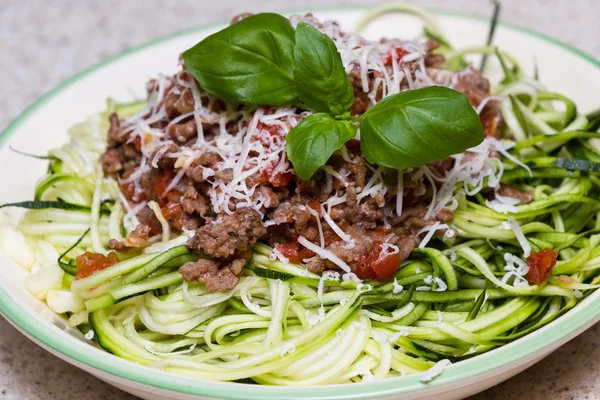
[305,310,320,327]
[507,217,532,257]
[279,343,296,357]
[321,204,353,244]
[147,201,170,243]
[269,247,289,264]
[372,331,389,344]
[392,278,404,294]
[417,222,449,249]
[485,200,519,214]
[420,359,452,382]
[501,253,530,287]
[298,236,354,276]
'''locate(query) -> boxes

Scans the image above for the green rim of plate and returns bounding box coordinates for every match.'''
[1,5,599,399]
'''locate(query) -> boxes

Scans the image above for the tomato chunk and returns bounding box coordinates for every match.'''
[526,248,558,285]
[161,202,184,230]
[257,120,283,137]
[382,48,406,66]
[355,249,378,280]
[154,168,176,199]
[480,106,501,138]
[275,239,315,264]
[132,136,142,152]
[355,242,402,281]
[75,252,120,280]
[259,165,292,187]
[268,170,292,187]
[119,180,136,202]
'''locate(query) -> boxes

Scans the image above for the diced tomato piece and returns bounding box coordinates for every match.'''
[275,239,315,264]
[269,171,292,187]
[371,245,402,281]
[383,48,406,66]
[132,136,142,152]
[480,106,501,138]
[161,202,184,230]
[75,252,120,280]
[260,164,292,187]
[251,107,279,135]
[257,120,284,137]
[355,242,381,280]
[118,169,139,202]
[119,180,136,202]
[250,170,270,187]
[355,242,402,281]
[354,256,378,280]
[526,248,558,285]
[154,169,176,199]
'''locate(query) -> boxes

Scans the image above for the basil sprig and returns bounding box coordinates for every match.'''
[288,22,356,179]
[183,13,484,181]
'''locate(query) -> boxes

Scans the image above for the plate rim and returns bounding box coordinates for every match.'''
[1,5,599,399]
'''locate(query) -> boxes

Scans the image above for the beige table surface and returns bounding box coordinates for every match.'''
[1,0,599,399]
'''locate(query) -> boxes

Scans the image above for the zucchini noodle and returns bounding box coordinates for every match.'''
[1,5,599,387]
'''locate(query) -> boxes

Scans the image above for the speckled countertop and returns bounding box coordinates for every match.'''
[1,0,599,399]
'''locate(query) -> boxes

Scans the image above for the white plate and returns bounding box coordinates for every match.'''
[1,6,599,400]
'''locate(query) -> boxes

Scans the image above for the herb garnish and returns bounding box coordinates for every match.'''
[358,86,484,170]
[183,13,484,180]
[182,13,297,105]
[286,113,357,180]
[293,22,354,115]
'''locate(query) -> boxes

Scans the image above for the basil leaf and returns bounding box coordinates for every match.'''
[286,113,357,180]
[182,13,297,105]
[360,86,484,169]
[293,23,354,114]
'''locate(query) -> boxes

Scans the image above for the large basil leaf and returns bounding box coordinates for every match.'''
[182,13,297,105]
[360,86,484,169]
[286,113,357,180]
[293,23,354,114]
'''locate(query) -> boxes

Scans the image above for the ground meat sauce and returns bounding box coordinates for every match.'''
[497,184,533,205]
[100,13,505,292]
[179,255,249,292]
[186,208,265,258]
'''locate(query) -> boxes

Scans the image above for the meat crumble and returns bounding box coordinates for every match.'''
[100,13,506,292]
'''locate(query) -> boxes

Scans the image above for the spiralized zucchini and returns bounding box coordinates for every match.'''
[1,6,600,386]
